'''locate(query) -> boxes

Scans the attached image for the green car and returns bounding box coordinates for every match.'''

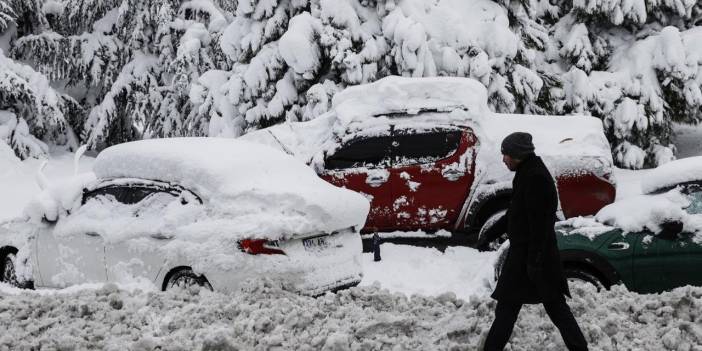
[496,181,702,294]
[559,181,702,293]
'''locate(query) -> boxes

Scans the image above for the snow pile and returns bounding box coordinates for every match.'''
[331,76,489,123]
[0,151,95,222]
[595,189,701,235]
[480,113,611,160]
[641,156,702,194]
[556,217,616,240]
[2,280,702,350]
[361,244,497,300]
[90,137,370,238]
[475,113,614,183]
[23,172,96,223]
[51,185,202,244]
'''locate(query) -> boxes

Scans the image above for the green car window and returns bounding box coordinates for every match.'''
[684,186,702,215]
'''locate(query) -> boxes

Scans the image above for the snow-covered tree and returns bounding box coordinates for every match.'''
[0,50,77,158]
[2,0,702,168]
[0,1,15,32]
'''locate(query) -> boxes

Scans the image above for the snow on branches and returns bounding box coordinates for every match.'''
[0,50,77,159]
[1,0,702,167]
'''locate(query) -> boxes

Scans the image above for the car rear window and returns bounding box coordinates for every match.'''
[392,131,462,165]
[325,136,394,170]
[83,185,182,205]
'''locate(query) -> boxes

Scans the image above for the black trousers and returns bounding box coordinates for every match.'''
[484,298,588,351]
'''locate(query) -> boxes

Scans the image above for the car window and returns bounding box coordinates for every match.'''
[84,186,162,205]
[82,185,124,204]
[83,185,188,205]
[325,136,394,170]
[391,130,462,166]
[684,186,702,215]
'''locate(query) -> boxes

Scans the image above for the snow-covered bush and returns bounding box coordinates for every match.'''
[1,0,702,167]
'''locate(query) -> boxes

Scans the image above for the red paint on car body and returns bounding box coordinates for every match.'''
[320,125,616,234]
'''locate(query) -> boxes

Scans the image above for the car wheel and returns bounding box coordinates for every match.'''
[165,268,213,291]
[1,252,21,288]
[477,209,507,251]
[564,267,607,291]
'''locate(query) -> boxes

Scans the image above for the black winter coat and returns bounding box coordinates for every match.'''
[490,154,570,304]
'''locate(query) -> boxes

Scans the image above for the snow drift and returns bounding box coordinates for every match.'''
[0,280,701,350]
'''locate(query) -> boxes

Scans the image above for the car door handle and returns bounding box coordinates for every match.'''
[442,169,465,181]
[85,232,100,237]
[150,233,173,240]
[608,242,630,250]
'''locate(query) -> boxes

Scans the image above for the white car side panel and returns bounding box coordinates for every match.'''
[105,239,168,286]
[35,227,107,288]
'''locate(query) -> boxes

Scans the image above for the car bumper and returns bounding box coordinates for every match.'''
[204,230,363,295]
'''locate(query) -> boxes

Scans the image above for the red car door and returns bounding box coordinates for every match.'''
[320,135,396,231]
[386,127,477,231]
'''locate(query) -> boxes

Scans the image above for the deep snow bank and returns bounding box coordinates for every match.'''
[1,281,701,350]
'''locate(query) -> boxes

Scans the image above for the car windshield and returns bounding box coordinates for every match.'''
[685,188,702,215]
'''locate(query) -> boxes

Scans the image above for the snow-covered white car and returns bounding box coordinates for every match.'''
[0,138,370,296]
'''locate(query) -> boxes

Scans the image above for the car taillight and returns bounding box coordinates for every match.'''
[238,239,285,255]
[586,157,616,185]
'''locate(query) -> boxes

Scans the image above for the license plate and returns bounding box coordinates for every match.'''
[303,236,330,251]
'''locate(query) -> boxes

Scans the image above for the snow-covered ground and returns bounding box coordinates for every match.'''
[360,244,497,300]
[2,277,702,350]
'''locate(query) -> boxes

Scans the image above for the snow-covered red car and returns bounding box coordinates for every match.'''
[0,138,369,296]
[242,77,616,244]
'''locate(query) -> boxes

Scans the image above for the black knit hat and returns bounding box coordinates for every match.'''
[501,132,535,159]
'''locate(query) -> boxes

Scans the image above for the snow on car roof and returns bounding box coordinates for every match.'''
[641,156,702,194]
[91,137,369,234]
[94,137,320,197]
[594,190,692,234]
[479,113,612,160]
[560,188,702,241]
[331,76,489,123]
[242,77,613,177]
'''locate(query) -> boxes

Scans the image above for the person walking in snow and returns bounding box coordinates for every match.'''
[477,132,588,351]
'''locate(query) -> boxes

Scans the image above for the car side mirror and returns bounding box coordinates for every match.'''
[659,220,683,240]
